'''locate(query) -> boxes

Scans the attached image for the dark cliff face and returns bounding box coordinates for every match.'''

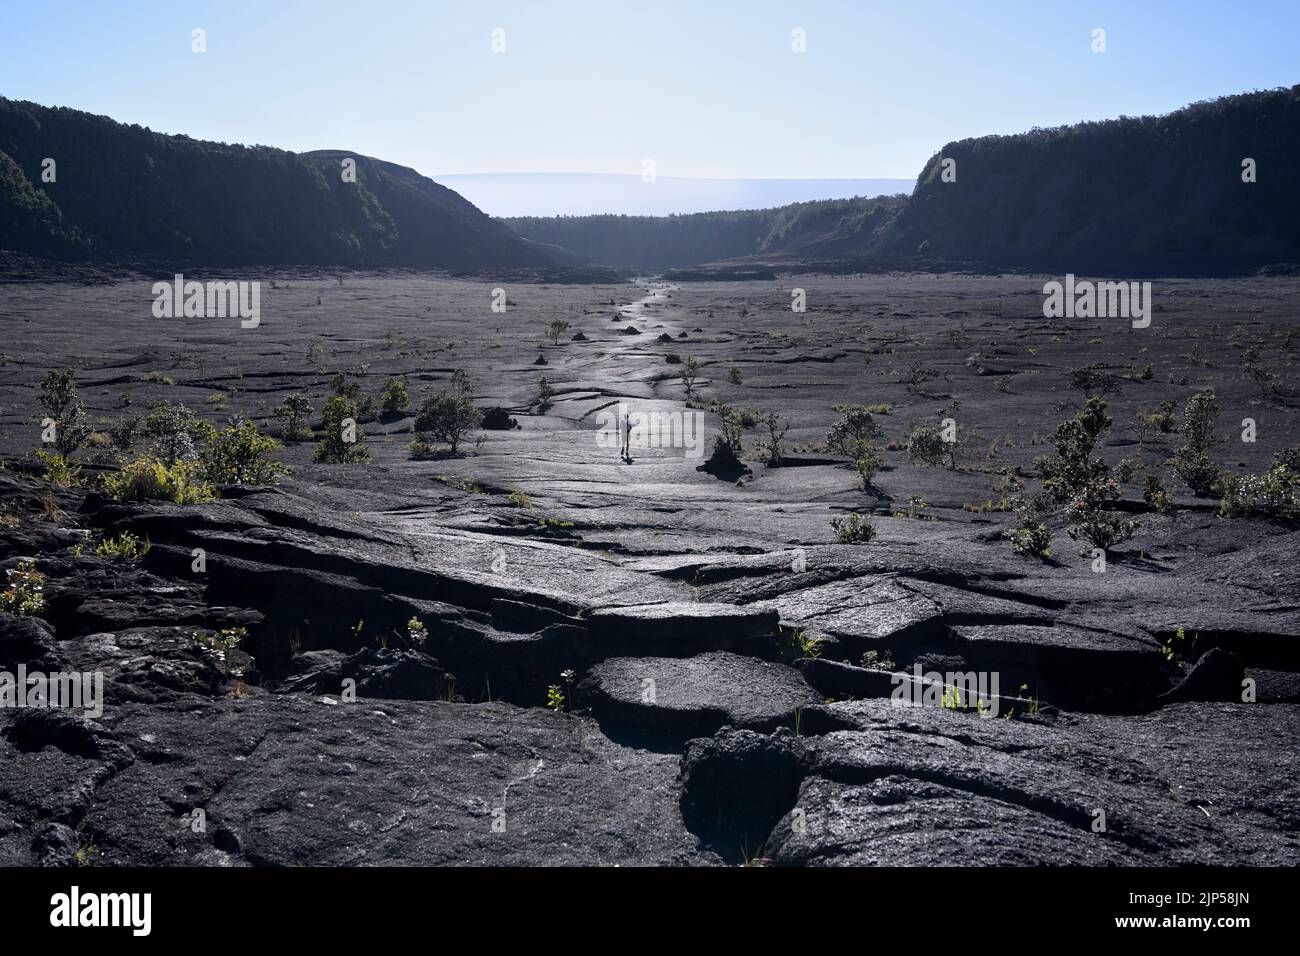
[0,97,552,269]
[885,85,1300,274]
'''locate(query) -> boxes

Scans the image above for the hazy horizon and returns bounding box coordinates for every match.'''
[438,173,915,217]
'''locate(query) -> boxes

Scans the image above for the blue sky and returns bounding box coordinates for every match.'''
[1,0,1295,180]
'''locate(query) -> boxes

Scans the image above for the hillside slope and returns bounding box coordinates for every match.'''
[882,85,1300,272]
[508,86,1300,274]
[0,97,550,268]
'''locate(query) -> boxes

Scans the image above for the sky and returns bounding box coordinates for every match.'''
[1,0,1296,182]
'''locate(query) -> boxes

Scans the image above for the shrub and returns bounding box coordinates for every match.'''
[1066,477,1139,552]
[414,391,481,455]
[1005,520,1053,558]
[831,512,877,544]
[712,403,757,460]
[315,396,370,463]
[850,439,882,489]
[274,393,314,441]
[1,559,46,616]
[546,319,571,345]
[1035,397,1111,503]
[728,366,743,385]
[906,423,950,468]
[104,457,214,504]
[1171,389,1222,495]
[1067,363,1120,397]
[825,405,884,457]
[761,413,788,463]
[109,414,144,451]
[508,490,533,508]
[1144,475,1175,514]
[681,356,700,397]
[95,530,150,561]
[407,617,429,645]
[36,450,81,486]
[37,368,92,457]
[144,402,215,464]
[380,378,410,414]
[200,419,286,486]
[536,376,554,410]
[1219,462,1300,519]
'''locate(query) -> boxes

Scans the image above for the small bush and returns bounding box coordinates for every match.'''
[1066,478,1139,552]
[380,378,411,414]
[201,420,286,486]
[831,512,877,544]
[144,402,215,464]
[315,396,370,463]
[274,393,314,441]
[104,457,214,504]
[851,439,882,489]
[36,450,81,486]
[1220,462,1300,519]
[414,391,482,455]
[825,405,884,457]
[1172,390,1220,494]
[508,490,533,508]
[95,531,150,561]
[1144,475,1175,514]
[1,558,46,616]
[38,369,93,458]
[906,423,950,468]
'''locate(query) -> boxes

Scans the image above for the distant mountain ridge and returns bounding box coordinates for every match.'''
[0,97,549,269]
[438,173,913,217]
[503,195,909,271]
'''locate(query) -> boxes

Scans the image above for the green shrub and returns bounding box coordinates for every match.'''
[906,423,951,468]
[826,405,884,457]
[95,530,150,561]
[36,450,81,486]
[831,512,877,544]
[380,377,411,413]
[315,396,370,463]
[1172,390,1220,495]
[414,392,481,455]
[1035,397,1111,502]
[200,420,286,486]
[1,558,46,616]
[274,393,313,441]
[851,439,882,489]
[104,457,214,504]
[1220,462,1300,519]
[144,402,215,464]
[38,368,93,457]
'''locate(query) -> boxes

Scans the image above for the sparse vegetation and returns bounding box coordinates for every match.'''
[200,419,286,486]
[274,393,314,441]
[1,558,46,616]
[95,530,149,561]
[1171,389,1220,495]
[315,396,370,463]
[104,457,214,504]
[37,368,92,458]
[380,377,411,414]
[831,511,877,544]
